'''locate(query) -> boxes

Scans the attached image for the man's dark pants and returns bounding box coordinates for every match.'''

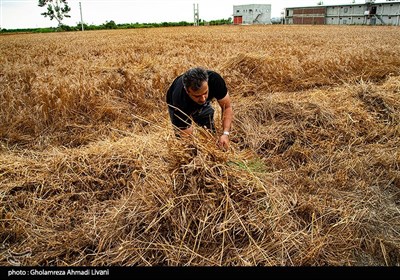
[168,103,215,135]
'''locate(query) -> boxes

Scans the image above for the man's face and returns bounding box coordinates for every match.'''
[186,81,209,105]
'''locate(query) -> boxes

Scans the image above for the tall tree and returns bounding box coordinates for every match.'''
[38,0,71,26]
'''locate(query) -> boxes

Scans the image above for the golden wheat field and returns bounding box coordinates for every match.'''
[0,25,399,266]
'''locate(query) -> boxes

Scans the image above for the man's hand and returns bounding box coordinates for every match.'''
[180,126,193,137]
[218,134,229,151]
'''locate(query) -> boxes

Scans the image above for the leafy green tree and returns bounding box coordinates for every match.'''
[103,20,117,29]
[38,0,71,26]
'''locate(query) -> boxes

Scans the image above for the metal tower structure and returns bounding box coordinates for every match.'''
[193,3,199,26]
[79,2,84,31]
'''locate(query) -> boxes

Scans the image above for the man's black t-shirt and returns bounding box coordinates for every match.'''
[166,70,227,129]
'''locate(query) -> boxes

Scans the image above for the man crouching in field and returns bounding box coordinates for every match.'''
[166,67,233,150]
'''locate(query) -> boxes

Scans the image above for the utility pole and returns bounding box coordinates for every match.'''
[79,2,84,31]
[194,3,199,26]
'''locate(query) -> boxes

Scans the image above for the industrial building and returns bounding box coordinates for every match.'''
[233,4,272,25]
[284,0,400,26]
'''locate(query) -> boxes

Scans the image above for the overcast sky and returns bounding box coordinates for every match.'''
[1,0,370,29]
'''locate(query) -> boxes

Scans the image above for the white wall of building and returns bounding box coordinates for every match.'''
[233,4,272,24]
[285,2,400,25]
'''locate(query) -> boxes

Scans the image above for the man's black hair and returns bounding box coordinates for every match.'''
[182,67,209,91]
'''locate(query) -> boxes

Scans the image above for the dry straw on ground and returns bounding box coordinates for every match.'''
[0,25,399,266]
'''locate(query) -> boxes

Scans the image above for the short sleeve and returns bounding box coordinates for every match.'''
[209,72,227,100]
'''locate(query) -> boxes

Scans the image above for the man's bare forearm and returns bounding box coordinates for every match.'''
[222,107,233,132]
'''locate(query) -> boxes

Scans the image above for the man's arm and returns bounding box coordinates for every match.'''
[168,104,192,137]
[180,125,193,136]
[217,93,233,150]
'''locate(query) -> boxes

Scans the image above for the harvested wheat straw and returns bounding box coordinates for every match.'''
[0,25,399,266]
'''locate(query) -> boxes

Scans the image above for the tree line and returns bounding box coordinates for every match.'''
[0,18,233,33]
[1,0,232,33]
